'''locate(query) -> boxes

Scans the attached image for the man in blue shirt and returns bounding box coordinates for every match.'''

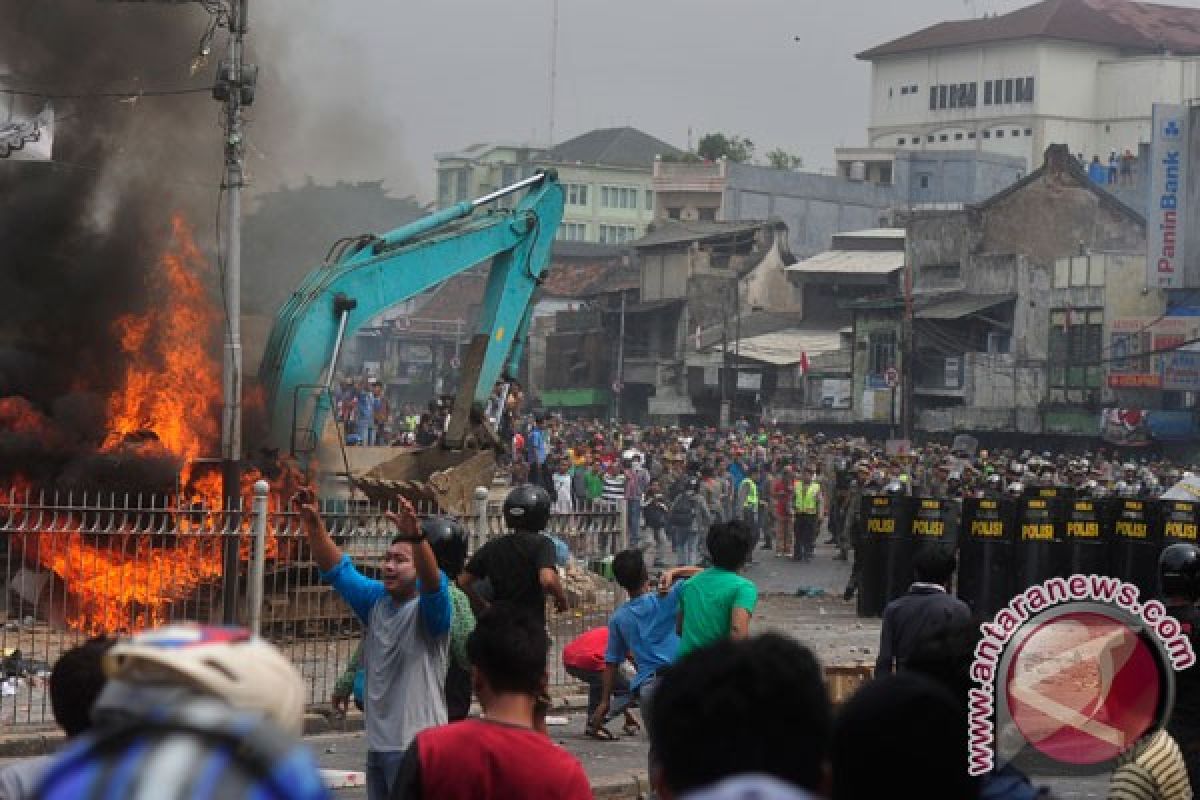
[591,551,700,739]
[295,488,451,800]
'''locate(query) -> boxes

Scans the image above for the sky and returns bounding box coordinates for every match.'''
[247,0,1048,204]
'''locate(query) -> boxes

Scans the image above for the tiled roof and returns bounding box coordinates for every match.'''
[859,0,1200,59]
[541,260,638,298]
[543,126,682,169]
[412,272,487,322]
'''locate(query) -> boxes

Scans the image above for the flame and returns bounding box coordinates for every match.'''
[7,215,294,633]
[104,214,221,486]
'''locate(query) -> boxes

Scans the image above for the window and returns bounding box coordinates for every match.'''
[954,132,964,140]
[879,165,893,185]
[927,135,935,143]
[930,86,938,110]
[910,84,918,94]
[502,165,517,186]
[949,84,958,109]
[968,131,977,139]
[1024,76,1035,102]
[645,189,654,211]
[939,134,949,142]
[869,332,897,376]
[566,183,589,206]
[897,137,906,146]
[1015,78,1026,103]
[983,130,992,139]
[1049,309,1104,389]
[698,207,717,222]
[939,85,948,109]
[984,80,993,105]
[1004,78,1014,103]
[995,130,1005,138]
[1011,129,1019,138]
[1053,255,1105,288]
[556,222,587,242]
[598,224,637,244]
[455,170,468,202]
[667,207,682,220]
[1024,128,1033,137]
[600,186,638,209]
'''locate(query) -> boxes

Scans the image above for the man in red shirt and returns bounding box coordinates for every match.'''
[771,466,795,558]
[562,626,639,740]
[390,604,592,800]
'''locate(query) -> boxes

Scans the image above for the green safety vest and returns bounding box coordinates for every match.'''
[740,477,759,509]
[794,481,820,514]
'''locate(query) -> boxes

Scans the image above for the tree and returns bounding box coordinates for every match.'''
[765,148,804,171]
[696,132,755,163]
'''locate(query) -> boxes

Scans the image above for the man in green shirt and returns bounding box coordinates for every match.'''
[677,520,758,658]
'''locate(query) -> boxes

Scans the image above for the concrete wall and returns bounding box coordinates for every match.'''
[722,163,894,258]
[742,236,802,313]
[893,151,1026,207]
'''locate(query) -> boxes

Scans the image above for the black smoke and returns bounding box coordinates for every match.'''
[0,2,221,492]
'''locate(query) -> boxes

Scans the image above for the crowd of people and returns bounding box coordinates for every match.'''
[11,408,1200,799]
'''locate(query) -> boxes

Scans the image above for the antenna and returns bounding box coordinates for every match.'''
[548,0,559,145]
[964,0,979,17]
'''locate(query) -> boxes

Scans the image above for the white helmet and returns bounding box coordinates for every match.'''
[103,625,307,736]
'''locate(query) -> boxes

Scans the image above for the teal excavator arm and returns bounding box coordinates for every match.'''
[258,171,564,457]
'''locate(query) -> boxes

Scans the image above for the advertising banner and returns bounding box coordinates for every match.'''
[1147,104,1189,289]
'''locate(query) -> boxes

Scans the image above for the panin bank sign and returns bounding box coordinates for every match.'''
[1149,104,1189,290]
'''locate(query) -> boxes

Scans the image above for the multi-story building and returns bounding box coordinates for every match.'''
[537,127,681,245]
[840,0,1200,188]
[652,151,1024,259]
[434,142,545,208]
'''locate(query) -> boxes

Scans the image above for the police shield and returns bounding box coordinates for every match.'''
[1015,491,1063,591]
[1062,497,1107,576]
[857,493,911,617]
[908,497,951,578]
[1161,500,1200,548]
[1109,497,1158,600]
[958,496,1015,618]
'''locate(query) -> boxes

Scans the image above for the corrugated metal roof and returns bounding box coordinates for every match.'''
[787,250,904,276]
[633,220,772,249]
[916,294,1014,320]
[717,328,845,366]
[833,228,906,239]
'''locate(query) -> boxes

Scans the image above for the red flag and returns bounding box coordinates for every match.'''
[799,351,810,375]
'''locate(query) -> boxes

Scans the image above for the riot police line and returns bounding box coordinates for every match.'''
[854,487,1200,618]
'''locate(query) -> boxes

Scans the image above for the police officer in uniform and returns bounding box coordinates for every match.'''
[1161,543,1200,788]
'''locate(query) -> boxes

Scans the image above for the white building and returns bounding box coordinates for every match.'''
[838,0,1200,180]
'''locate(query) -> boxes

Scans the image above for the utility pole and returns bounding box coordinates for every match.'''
[548,0,559,145]
[614,291,626,422]
[216,0,255,623]
[901,235,915,441]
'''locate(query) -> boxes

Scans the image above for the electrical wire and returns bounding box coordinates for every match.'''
[0,86,211,100]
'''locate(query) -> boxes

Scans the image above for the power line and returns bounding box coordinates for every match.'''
[0,86,211,100]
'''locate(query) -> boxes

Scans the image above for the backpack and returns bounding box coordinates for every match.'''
[667,493,698,530]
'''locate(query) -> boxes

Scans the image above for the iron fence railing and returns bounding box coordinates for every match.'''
[0,488,626,727]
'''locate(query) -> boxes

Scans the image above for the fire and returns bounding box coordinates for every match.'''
[7,215,294,633]
[104,214,221,486]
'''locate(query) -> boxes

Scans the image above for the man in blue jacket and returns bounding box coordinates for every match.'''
[296,488,452,800]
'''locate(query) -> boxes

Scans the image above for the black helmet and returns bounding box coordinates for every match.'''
[503,485,552,532]
[423,516,468,579]
[1160,543,1200,600]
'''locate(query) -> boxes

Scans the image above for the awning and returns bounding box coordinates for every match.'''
[786,250,904,283]
[717,328,844,366]
[539,388,611,407]
[916,294,1014,320]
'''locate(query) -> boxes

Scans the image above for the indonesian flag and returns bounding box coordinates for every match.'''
[799,351,810,375]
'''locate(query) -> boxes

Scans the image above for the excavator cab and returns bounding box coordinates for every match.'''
[258,172,564,514]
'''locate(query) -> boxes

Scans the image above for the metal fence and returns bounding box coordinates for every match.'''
[0,487,626,727]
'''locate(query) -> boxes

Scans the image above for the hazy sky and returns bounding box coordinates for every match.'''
[247,0,1047,203]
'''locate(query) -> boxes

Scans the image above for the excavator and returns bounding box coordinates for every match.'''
[258,171,564,513]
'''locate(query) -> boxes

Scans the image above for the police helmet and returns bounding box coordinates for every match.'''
[883,481,905,496]
[502,485,552,532]
[1160,543,1200,600]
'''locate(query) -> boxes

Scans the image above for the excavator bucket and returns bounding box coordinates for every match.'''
[354,446,496,517]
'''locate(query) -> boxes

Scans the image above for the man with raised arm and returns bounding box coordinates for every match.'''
[294,488,452,800]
